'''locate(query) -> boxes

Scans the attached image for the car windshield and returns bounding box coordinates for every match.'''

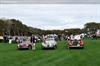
[20,40,30,43]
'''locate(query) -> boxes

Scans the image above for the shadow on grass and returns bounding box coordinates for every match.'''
[42,48,56,50]
[68,47,84,50]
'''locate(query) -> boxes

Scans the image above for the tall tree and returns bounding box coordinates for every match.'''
[84,22,100,33]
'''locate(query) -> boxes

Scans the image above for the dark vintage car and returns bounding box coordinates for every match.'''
[67,39,84,49]
[17,41,32,50]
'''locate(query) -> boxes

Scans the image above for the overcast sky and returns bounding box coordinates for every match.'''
[0,0,100,4]
[0,4,100,30]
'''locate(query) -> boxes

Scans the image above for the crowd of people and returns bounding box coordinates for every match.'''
[2,33,99,50]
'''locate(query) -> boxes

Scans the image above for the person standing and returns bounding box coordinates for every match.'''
[30,35,36,50]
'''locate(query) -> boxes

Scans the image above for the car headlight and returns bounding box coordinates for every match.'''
[26,44,29,46]
[77,44,80,46]
[18,44,20,46]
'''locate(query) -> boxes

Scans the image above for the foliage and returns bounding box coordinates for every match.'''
[84,22,100,33]
[0,18,41,36]
[0,18,100,35]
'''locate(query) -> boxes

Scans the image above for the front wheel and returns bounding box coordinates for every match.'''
[54,45,57,49]
[28,45,32,50]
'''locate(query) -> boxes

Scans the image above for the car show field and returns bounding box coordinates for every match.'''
[0,39,100,66]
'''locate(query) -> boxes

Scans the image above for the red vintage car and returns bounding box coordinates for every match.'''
[17,41,32,50]
[67,39,84,49]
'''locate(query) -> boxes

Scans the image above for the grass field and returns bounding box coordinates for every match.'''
[0,39,100,66]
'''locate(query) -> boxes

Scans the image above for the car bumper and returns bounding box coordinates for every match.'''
[42,43,56,48]
[43,45,55,48]
[68,46,84,49]
[17,46,29,49]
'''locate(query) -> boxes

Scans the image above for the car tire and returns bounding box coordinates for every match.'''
[17,46,21,50]
[54,45,57,49]
[81,47,84,49]
[42,47,45,49]
[28,45,32,50]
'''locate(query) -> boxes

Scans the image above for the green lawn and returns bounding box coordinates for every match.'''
[0,39,100,66]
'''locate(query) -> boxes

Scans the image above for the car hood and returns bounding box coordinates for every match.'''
[46,40,55,43]
[19,42,31,45]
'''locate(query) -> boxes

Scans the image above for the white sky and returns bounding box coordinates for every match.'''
[0,4,100,30]
[1,0,100,4]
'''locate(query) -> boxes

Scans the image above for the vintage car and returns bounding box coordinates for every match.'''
[67,35,84,49]
[42,38,57,49]
[67,39,84,49]
[17,41,32,50]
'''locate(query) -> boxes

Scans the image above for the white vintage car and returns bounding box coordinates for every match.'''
[42,38,57,49]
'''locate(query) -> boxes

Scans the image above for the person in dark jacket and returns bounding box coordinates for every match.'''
[30,35,36,50]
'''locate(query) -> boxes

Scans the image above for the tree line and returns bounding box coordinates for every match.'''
[0,18,100,36]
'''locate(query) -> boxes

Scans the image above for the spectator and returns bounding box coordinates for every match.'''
[30,35,36,50]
